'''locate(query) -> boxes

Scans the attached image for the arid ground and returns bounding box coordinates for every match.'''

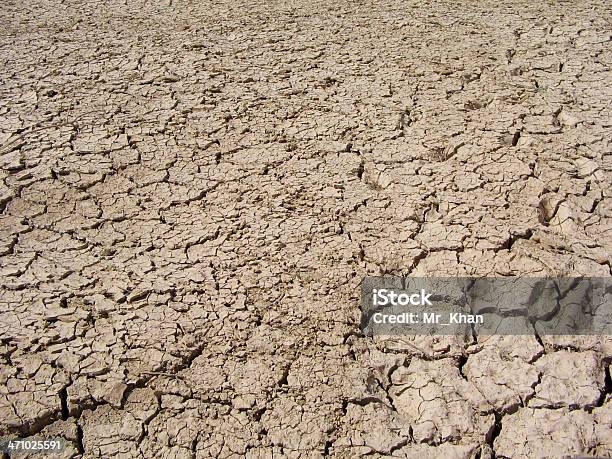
[1,0,611,457]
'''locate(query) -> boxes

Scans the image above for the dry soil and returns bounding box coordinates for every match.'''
[0,0,611,457]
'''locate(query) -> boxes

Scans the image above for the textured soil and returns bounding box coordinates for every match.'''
[1,0,611,457]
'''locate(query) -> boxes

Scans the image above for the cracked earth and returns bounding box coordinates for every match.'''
[1,0,611,457]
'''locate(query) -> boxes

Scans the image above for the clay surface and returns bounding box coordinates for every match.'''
[0,0,611,457]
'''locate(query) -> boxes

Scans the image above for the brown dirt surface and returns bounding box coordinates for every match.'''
[1,0,611,457]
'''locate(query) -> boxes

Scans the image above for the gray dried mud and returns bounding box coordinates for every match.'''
[1,0,611,457]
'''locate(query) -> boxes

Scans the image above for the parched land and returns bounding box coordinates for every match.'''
[0,0,611,457]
